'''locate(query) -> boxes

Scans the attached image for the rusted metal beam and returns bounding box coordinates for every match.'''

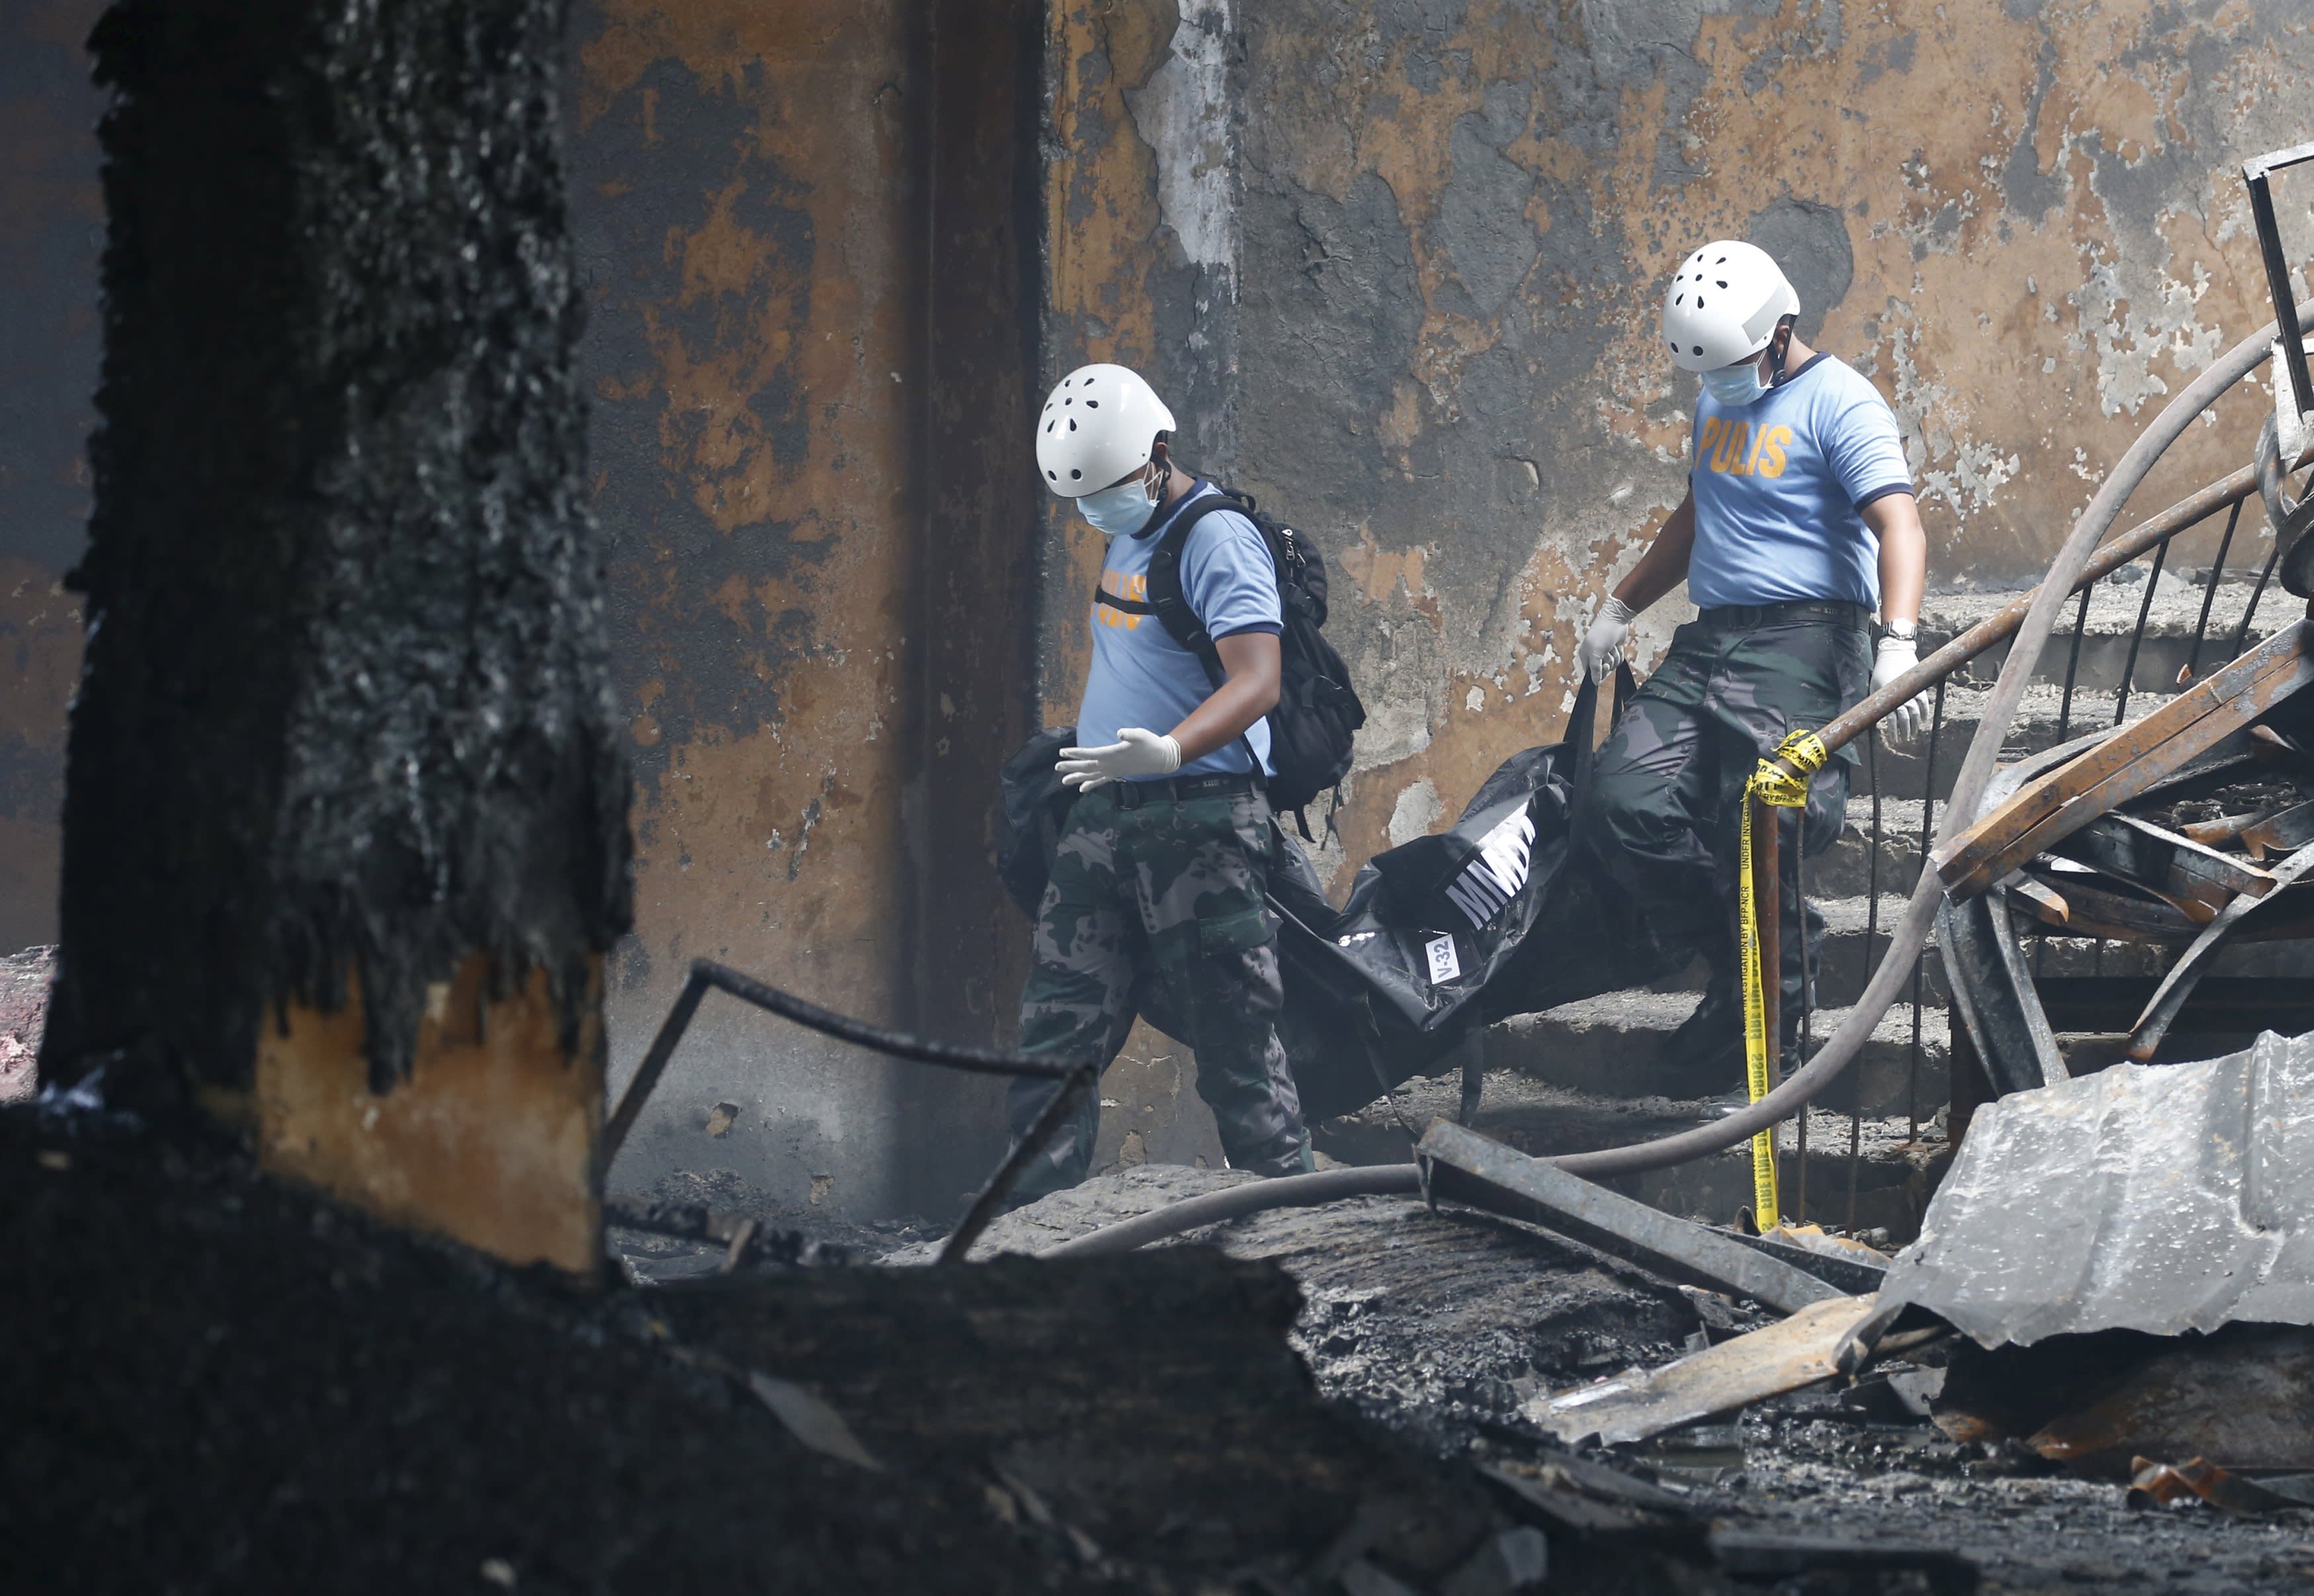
[1934,620,2314,900]
[2128,838,2314,1061]
[2013,868,2208,941]
[2050,812,2276,921]
[2182,807,2279,848]
[2242,798,2314,860]
[1417,1120,1843,1316]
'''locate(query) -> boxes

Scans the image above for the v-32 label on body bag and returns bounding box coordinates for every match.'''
[1424,934,1461,985]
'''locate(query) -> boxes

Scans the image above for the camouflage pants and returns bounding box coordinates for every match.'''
[1581,606,1870,1051]
[1008,783,1313,1202]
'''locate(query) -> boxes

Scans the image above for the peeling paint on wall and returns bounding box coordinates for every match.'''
[575,0,1041,1220]
[1124,0,1239,288]
[1049,0,2314,889]
[574,0,924,1218]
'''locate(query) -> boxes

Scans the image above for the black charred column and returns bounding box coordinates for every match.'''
[45,0,629,1267]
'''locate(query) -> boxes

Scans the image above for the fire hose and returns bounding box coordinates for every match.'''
[1046,321,2284,1261]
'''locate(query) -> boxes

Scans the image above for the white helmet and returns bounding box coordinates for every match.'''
[1034,363,1176,497]
[1661,241,1800,372]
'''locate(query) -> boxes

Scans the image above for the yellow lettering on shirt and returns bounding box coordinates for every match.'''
[1698,415,1724,460]
[1094,569,1143,629]
[1711,420,1743,474]
[1730,420,1755,476]
[1757,425,1791,479]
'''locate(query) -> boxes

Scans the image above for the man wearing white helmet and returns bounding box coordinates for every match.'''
[1004,362,1313,1198]
[1575,239,1931,1097]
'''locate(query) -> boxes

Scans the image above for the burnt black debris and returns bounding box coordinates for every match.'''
[3,1105,1739,1595]
[45,0,629,1095]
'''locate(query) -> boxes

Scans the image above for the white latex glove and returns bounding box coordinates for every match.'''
[1578,596,1636,683]
[1057,727,1181,792]
[1872,633,1933,749]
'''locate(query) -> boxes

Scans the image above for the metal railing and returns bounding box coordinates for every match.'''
[1770,461,2287,1228]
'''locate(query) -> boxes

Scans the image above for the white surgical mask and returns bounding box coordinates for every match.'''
[1078,473,1159,538]
[1700,359,1769,409]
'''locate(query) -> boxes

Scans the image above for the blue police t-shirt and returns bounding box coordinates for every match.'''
[1687,354,1913,611]
[1077,481,1280,779]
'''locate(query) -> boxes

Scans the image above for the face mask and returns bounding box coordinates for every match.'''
[1700,358,1769,409]
[1078,473,1158,538]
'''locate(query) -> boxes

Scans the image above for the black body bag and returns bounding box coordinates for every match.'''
[988,668,1650,1124]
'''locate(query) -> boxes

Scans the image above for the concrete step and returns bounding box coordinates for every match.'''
[1628,1103,1951,1243]
[1485,988,1950,1122]
[1642,893,1944,1010]
[1853,677,2157,801]
[1810,796,1929,901]
[1847,574,2291,801]
[1919,572,2289,703]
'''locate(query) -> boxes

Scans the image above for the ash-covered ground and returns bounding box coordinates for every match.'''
[11,1086,2311,1593]
[646,1163,2314,1594]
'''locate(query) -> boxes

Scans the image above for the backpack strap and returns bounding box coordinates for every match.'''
[1145,493,1249,684]
[1088,493,1267,779]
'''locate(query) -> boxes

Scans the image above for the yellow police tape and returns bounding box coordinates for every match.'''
[1736,727,1829,1232]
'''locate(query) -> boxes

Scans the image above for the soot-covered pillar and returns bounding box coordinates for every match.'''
[42,0,631,1273]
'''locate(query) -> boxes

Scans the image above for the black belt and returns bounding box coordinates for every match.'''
[1696,599,1870,629]
[1107,770,1265,808]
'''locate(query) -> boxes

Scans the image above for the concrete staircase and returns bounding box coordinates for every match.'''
[1316,571,2309,1239]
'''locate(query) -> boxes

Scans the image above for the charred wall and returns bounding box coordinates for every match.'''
[43,0,629,1095]
[1053,0,2314,893]
[11,0,2314,1211]
[0,1,105,955]
[572,1,1043,1220]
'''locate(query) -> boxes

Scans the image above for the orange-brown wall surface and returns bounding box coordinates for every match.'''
[7,0,2314,1218]
[1047,0,2314,897]
[572,1,1042,1220]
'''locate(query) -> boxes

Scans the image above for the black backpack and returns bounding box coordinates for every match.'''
[1100,485,1366,836]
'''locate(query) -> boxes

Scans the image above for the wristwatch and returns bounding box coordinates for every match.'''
[1880,619,1919,642]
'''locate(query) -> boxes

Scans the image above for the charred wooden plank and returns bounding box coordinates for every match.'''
[2182,808,2280,848]
[2008,874,2069,924]
[2241,797,2314,861]
[1416,1121,1842,1316]
[1938,885,2065,1096]
[2015,867,2208,940]
[2050,813,2274,920]
[1935,621,2314,900]
[2128,837,2314,1060]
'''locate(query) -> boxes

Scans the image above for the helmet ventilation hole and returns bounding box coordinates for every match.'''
[1086,399,1098,408]
[1696,297,1705,309]
[1692,344,1703,355]
[1070,469,1082,479]
[1068,419,1076,430]
[1045,420,1055,432]
[1047,469,1057,479]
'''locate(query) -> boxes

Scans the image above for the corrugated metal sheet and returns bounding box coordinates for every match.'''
[1878,1031,2314,1347]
